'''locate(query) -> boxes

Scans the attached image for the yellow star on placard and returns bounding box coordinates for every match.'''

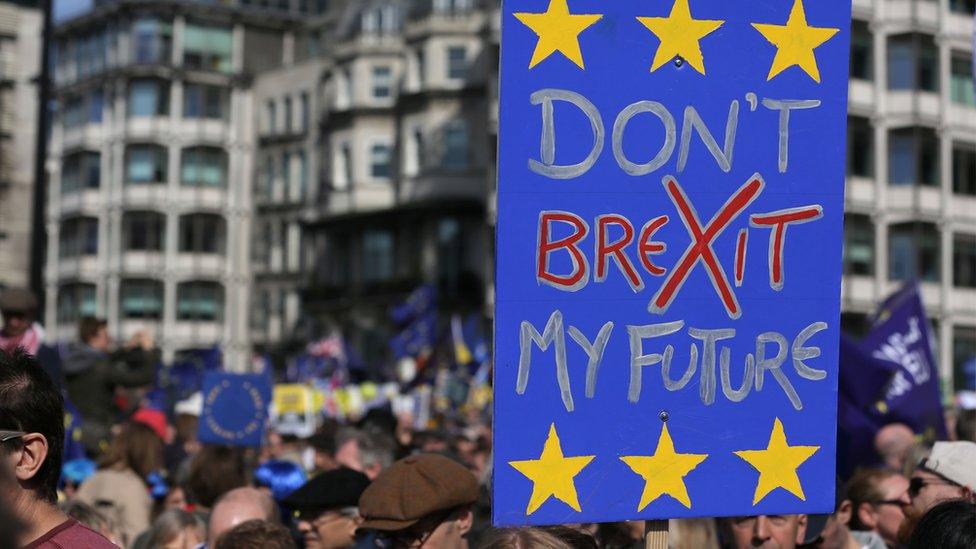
[734,418,820,505]
[620,424,708,510]
[508,423,595,514]
[514,0,603,69]
[636,0,724,75]
[751,0,839,82]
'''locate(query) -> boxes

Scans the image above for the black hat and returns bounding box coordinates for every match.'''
[282,467,370,511]
[0,288,37,314]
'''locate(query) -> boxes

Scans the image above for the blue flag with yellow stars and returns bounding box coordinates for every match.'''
[198,371,272,447]
[494,0,850,525]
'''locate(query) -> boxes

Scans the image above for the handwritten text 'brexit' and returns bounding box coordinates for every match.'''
[527,89,825,319]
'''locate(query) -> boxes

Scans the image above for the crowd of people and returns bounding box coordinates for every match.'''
[0,287,975,549]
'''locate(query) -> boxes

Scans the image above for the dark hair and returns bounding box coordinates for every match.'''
[845,468,900,531]
[0,349,64,503]
[184,445,249,508]
[78,316,107,345]
[908,500,976,549]
[956,409,975,443]
[100,421,164,479]
[214,519,295,549]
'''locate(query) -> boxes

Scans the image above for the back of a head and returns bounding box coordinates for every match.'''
[61,500,111,532]
[77,316,107,346]
[208,487,278,546]
[478,526,598,549]
[908,500,976,549]
[185,444,249,508]
[102,421,163,478]
[213,519,295,549]
[0,349,64,503]
[145,509,204,548]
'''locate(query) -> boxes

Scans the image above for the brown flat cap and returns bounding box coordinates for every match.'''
[358,453,478,531]
[0,288,37,313]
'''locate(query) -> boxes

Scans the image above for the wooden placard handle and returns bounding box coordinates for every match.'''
[645,519,669,549]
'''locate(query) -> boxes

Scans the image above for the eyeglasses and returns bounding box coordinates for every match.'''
[908,476,960,499]
[0,430,26,443]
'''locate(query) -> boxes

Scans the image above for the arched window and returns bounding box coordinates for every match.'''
[122,211,166,251]
[57,283,96,324]
[59,217,98,258]
[177,281,224,322]
[120,279,163,319]
[181,146,227,187]
[179,213,226,254]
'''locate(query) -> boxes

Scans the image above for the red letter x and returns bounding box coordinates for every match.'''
[649,174,765,319]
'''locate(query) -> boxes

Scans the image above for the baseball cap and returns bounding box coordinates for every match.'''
[283,467,370,512]
[919,441,976,489]
[358,453,478,531]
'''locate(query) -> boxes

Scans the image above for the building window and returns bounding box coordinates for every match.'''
[949,0,976,15]
[299,92,309,132]
[181,147,227,187]
[179,214,225,254]
[61,151,100,194]
[887,34,938,92]
[438,217,464,292]
[297,151,308,200]
[850,20,872,81]
[281,152,291,199]
[953,142,976,196]
[122,211,165,252]
[953,326,976,392]
[284,96,293,133]
[950,53,975,106]
[889,222,940,282]
[177,282,224,322]
[334,143,352,189]
[57,284,96,324]
[266,100,277,133]
[847,116,873,177]
[260,158,275,200]
[251,290,269,331]
[62,95,86,129]
[888,127,939,187]
[183,84,226,119]
[120,280,163,320]
[89,90,104,123]
[59,217,98,258]
[442,121,469,169]
[447,46,467,80]
[362,230,394,282]
[843,214,874,276]
[370,143,392,179]
[132,18,172,65]
[954,233,976,288]
[128,79,169,117]
[126,145,167,184]
[183,23,233,73]
[413,128,426,174]
[372,66,392,99]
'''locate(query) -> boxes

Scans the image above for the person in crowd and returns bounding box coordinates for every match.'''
[0,349,115,547]
[667,519,719,549]
[721,515,808,549]
[140,509,204,549]
[478,526,598,548]
[0,289,62,387]
[307,422,339,475]
[593,521,645,548]
[183,444,249,515]
[76,421,164,547]
[62,317,158,453]
[907,499,975,549]
[335,427,396,481]
[873,424,915,472]
[359,453,479,549]
[954,408,975,442]
[282,467,370,549]
[799,490,886,549]
[845,468,910,548]
[908,441,976,514]
[61,500,123,547]
[213,519,296,549]
[206,486,278,547]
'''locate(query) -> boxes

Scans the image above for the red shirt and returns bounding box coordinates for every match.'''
[23,519,118,549]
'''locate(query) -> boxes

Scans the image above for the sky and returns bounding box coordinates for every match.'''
[53,0,93,23]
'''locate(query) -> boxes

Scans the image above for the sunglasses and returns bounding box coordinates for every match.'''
[908,476,960,499]
[0,430,26,443]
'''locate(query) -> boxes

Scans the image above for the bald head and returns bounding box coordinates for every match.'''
[875,423,915,471]
[207,487,277,546]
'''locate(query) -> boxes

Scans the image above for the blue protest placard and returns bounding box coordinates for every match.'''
[494,0,850,525]
[199,371,272,447]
